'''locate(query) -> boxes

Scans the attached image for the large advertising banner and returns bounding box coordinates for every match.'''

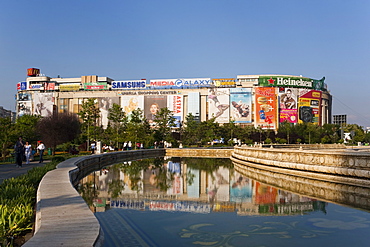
[207,88,230,123]
[18,101,32,116]
[298,90,322,124]
[254,87,277,129]
[187,92,200,121]
[230,88,252,123]
[144,95,167,125]
[121,95,144,116]
[149,78,211,89]
[59,84,80,92]
[167,95,183,127]
[99,97,120,129]
[17,82,27,91]
[33,93,54,117]
[279,88,298,123]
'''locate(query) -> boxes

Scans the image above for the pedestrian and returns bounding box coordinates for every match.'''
[37,141,45,163]
[14,136,25,167]
[24,141,32,165]
[91,142,96,154]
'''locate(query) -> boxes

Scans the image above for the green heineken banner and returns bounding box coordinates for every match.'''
[259,76,325,90]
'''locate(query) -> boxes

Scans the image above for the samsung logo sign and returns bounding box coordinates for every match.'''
[112,80,146,89]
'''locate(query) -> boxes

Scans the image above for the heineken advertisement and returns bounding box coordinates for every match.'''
[259,76,325,90]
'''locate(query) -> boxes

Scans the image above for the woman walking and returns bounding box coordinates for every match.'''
[24,141,32,165]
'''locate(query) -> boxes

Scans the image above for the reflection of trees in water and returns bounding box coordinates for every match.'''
[106,157,232,195]
[78,181,99,206]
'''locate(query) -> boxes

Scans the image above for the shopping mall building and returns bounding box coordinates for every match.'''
[16,68,332,130]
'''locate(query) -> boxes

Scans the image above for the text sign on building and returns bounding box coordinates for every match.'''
[212,78,236,88]
[112,80,146,89]
[83,82,107,90]
[259,76,314,89]
[149,78,211,89]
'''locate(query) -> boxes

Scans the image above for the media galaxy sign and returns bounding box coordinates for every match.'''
[259,76,314,89]
[112,80,146,90]
[149,78,211,89]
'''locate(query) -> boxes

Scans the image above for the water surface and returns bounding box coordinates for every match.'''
[78,157,370,247]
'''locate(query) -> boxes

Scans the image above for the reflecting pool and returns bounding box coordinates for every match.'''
[77,157,370,247]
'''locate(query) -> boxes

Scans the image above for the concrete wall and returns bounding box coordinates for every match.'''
[232,145,370,187]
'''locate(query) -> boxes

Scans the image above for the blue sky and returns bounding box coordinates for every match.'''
[1,0,370,127]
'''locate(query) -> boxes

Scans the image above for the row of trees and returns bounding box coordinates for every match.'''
[1,97,369,158]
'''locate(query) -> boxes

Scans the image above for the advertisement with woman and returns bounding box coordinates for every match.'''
[207,88,230,123]
[230,88,251,123]
[99,97,119,129]
[144,95,167,124]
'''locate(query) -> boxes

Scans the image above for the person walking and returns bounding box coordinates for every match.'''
[14,137,25,167]
[24,141,32,165]
[37,141,45,163]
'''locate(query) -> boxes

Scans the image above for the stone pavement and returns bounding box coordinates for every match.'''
[0,160,50,184]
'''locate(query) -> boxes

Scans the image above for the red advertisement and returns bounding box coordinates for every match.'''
[254,87,277,129]
[279,88,298,123]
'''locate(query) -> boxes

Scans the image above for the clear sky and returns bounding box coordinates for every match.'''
[1,0,369,127]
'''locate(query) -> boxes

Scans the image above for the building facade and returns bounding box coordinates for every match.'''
[16,68,332,130]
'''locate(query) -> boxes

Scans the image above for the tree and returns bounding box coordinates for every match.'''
[125,109,153,148]
[152,107,177,145]
[107,103,128,148]
[14,115,41,143]
[77,98,100,150]
[0,117,15,159]
[37,112,81,155]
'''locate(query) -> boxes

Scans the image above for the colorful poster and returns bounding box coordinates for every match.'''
[279,88,298,123]
[144,95,167,125]
[230,88,252,123]
[298,90,322,124]
[167,95,183,127]
[33,93,54,117]
[254,87,277,129]
[121,95,144,116]
[99,97,120,129]
[207,88,230,123]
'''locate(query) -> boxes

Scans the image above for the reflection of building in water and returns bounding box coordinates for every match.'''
[78,158,327,215]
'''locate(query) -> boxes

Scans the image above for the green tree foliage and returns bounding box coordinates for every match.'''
[0,117,15,159]
[14,115,41,143]
[125,109,153,148]
[152,107,177,145]
[77,98,100,149]
[107,103,128,148]
[36,113,81,155]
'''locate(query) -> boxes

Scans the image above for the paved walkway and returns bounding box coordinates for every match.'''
[0,160,50,184]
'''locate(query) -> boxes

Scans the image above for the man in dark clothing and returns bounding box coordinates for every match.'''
[14,137,25,167]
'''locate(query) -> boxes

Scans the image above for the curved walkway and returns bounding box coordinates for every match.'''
[23,149,165,247]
